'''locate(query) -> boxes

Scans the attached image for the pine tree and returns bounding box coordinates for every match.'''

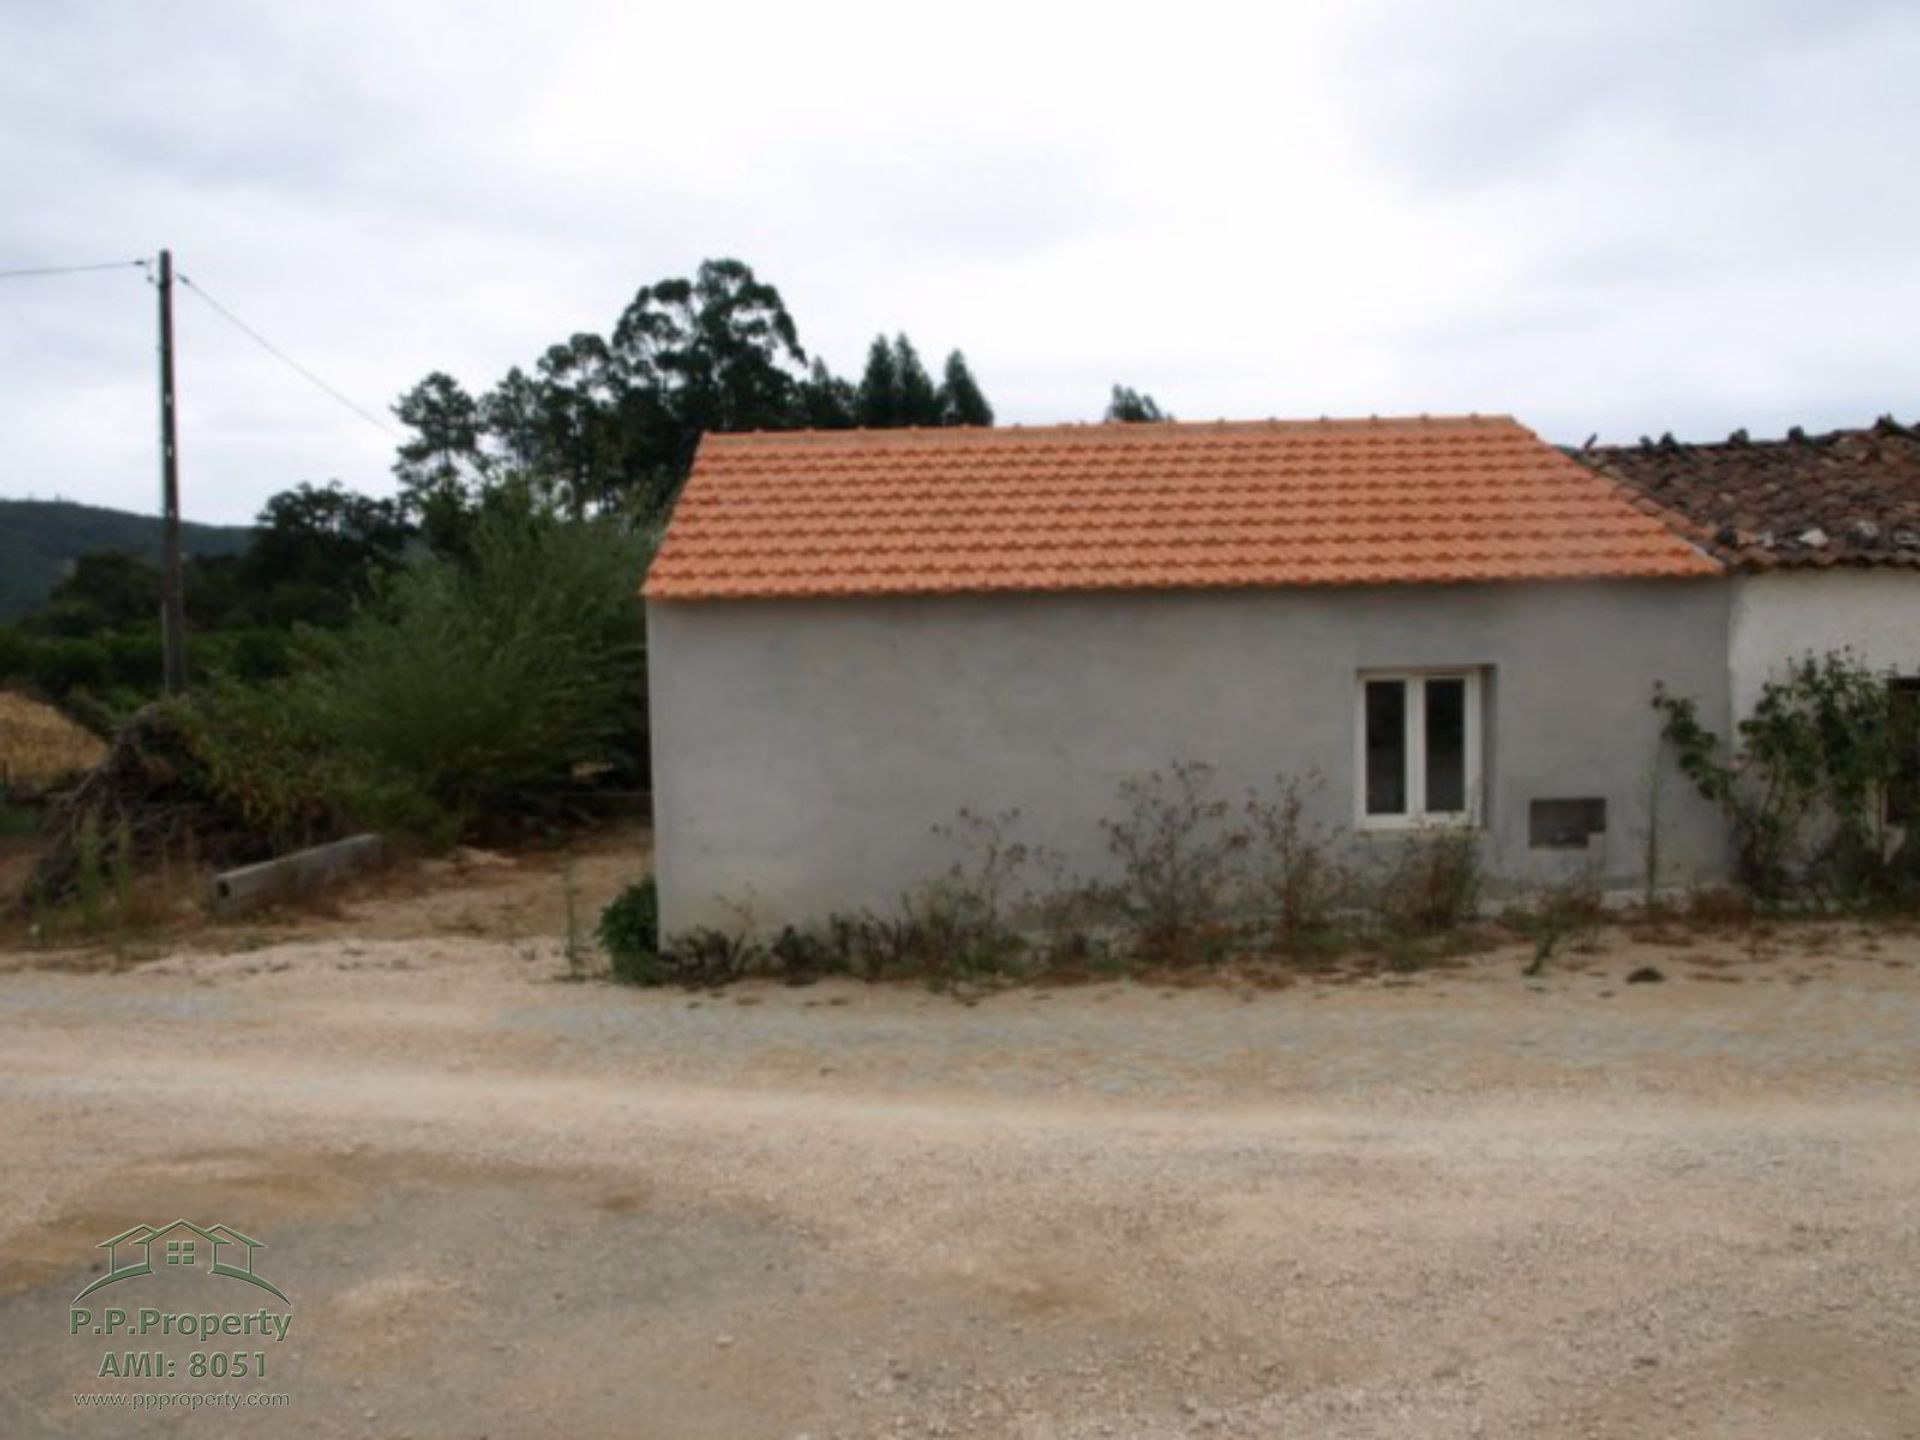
[393,372,482,491]
[1104,385,1170,423]
[393,372,484,544]
[892,335,941,425]
[938,351,994,426]
[856,335,899,427]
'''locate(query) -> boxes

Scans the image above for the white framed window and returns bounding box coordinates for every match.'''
[1355,669,1483,829]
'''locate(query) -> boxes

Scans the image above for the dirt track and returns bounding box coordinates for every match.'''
[1,867,1918,1438]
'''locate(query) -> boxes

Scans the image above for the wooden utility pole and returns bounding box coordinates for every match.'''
[156,247,187,693]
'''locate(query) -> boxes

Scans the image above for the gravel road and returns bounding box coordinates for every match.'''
[0,907,1917,1439]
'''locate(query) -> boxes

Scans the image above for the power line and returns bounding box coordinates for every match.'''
[174,270,399,439]
[0,258,146,281]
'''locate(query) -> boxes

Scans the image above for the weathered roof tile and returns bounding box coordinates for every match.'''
[1581,418,1920,569]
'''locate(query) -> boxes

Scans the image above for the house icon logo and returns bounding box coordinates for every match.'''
[73,1221,289,1304]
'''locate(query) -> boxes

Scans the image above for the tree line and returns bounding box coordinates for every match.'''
[1,256,1167,728]
[390,256,1163,540]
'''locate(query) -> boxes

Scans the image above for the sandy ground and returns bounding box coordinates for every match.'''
[1,842,1918,1438]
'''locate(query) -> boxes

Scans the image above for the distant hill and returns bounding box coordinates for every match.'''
[0,499,254,620]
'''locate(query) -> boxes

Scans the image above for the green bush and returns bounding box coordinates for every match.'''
[305,509,649,820]
[58,685,147,740]
[599,878,662,985]
[100,630,164,689]
[26,509,655,880]
[26,635,109,697]
[0,625,28,682]
[199,627,295,685]
[0,627,161,716]
[170,681,351,852]
[1655,652,1909,901]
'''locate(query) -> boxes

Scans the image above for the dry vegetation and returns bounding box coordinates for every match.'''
[0,820,651,968]
[0,692,103,790]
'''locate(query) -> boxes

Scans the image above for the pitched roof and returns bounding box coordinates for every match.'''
[644,415,1718,601]
[1579,418,1920,570]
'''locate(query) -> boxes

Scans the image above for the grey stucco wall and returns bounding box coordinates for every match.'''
[648,579,1732,934]
[1730,569,1920,721]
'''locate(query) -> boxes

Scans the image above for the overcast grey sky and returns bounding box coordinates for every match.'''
[2,0,1916,524]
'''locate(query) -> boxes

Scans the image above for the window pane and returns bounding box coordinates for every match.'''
[1365,680,1407,815]
[1425,677,1467,813]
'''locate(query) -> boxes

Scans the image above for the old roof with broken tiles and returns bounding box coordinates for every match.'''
[644,414,1718,601]
[1579,417,1920,570]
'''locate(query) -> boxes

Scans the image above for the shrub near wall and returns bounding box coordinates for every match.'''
[599,877,662,984]
[1656,651,1916,903]
[1097,761,1248,963]
[613,765,1496,989]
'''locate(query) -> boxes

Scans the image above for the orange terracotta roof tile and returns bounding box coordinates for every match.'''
[644,415,1720,601]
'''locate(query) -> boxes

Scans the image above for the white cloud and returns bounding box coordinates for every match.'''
[1,0,1916,522]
